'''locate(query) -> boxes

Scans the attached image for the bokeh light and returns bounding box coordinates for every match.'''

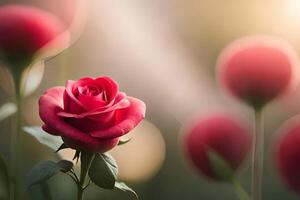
[110,120,166,183]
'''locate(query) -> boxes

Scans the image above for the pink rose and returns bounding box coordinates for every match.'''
[39,76,146,152]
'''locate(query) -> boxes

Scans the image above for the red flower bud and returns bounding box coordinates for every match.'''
[0,5,68,69]
[217,36,300,108]
[275,116,300,194]
[183,114,252,180]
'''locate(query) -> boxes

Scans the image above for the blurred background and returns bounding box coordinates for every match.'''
[1,0,300,199]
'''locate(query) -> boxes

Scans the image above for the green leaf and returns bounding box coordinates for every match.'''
[0,102,17,122]
[40,182,53,200]
[101,153,118,176]
[0,154,9,199]
[115,182,139,199]
[27,183,52,200]
[26,161,61,190]
[207,150,235,182]
[23,126,63,151]
[118,138,131,146]
[88,153,118,189]
[57,160,73,173]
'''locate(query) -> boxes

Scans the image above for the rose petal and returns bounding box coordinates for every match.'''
[88,92,127,112]
[39,87,119,152]
[90,97,146,139]
[43,86,65,107]
[64,80,86,114]
[77,89,107,110]
[64,77,118,112]
[75,76,119,109]
[57,94,129,118]
[94,76,119,100]
[42,124,60,136]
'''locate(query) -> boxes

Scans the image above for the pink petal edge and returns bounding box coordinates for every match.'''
[90,97,146,139]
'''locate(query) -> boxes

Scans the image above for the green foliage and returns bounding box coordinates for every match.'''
[26,160,73,190]
[23,126,63,151]
[115,181,139,199]
[88,153,118,189]
[86,153,139,198]
[57,160,73,173]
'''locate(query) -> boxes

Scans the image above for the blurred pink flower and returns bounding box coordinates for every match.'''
[0,4,69,69]
[274,116,300,194]
[184,114,252,180]
[217,36,300,108]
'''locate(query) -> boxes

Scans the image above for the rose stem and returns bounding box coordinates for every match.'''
[10,66,24,200]
[251,108,264,200]
[77,154,95,200]
[232,179,250,200]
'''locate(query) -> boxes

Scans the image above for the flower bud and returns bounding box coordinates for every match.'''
[217,36,300,109]
[0,5,68,71]
[275,116,300,194]
[183,114,252,181]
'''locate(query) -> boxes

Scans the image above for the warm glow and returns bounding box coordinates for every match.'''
[110,120,166,183]
[286,0,300,21]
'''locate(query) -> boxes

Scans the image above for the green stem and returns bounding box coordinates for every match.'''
[251,109,264,200]
[77,154,95,200]
[10,68,23,200]
[77,187,83,200]
[232,179,250,200]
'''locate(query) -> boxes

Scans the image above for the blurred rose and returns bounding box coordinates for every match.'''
[39,76,146,152]
[28,0,87,44]
[217,36,300,109]
[0,4,69,71]
[274,116,300,195]
[184,113,252,181]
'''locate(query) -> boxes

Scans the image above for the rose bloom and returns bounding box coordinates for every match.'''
[217,36,300,108]
[274,116,300,195]
[184,114,252,180]
[0,5,68,69]
[39,76,146,152]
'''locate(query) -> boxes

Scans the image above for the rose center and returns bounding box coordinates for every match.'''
[79,85,100,96]
[78,85,108,101]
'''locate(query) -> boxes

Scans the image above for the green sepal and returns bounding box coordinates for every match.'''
[73,150,81,162]
[118,138,131,146]
[55,143,68,153]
